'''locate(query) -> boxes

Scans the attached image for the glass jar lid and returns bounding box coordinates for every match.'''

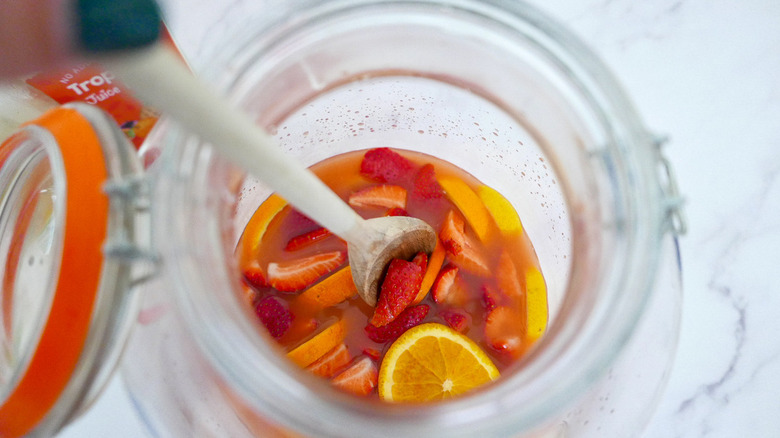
[0,103,145,437]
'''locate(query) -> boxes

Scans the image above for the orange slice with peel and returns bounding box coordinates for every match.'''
[525,266,548,343]
[306,343,352,378]
[477,185,523,235]
[378,323,499,402]
[237,194,287,263]
[412,239,446,304]
[287,318,347,368]
[437,176,492,241]
[293,266,357,311]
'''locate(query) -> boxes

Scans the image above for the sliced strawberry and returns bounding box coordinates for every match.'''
[360,147,414,183]
[284,227,333,252]
[385,207,409,217]
[267,251,346,292]
[413,163,445,199]
[441,309,469,332]
[306,342,351,378]
[287,209,320,230]
[439,210,466,255]
[243,263,269,289]
[440,210,491,275]
[370,259,423,327]
[331,357,378,396]
[431,263,460,304]
[365,304,429,343]
[449,240,491,277]
[484,306,526,358]
[348,184,407,210]
[496,249,522,300]
[255,296,294,339]
[411,251,428,273]
[362,347,382,361]
[482,286,499,312]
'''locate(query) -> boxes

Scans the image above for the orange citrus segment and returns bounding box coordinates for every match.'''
[477,185,523,235]
[293,266,357,311]
[412,239,446,304]
[287,318,347,368]
[437,176,491,241]
[525,266,548,343]
[237,194,287,263]
[378,323,499,402]
[305,343,352,378]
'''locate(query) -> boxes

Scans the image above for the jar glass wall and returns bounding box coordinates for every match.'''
[122,1,680,437]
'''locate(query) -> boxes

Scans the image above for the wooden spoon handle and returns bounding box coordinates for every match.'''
[104,45,365,238]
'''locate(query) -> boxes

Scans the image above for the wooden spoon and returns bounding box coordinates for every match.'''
[103,46,437,306]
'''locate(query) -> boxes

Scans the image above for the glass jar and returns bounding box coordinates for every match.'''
[0,0,684,437]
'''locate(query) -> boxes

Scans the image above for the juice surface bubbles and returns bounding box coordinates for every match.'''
[237,147,548,401]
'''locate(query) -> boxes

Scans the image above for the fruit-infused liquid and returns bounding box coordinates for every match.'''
[237,147,547,401]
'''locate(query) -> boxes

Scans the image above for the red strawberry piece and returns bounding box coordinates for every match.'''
[441,211,490,276]
[360,147,414,183]
[439,210,465,255]
[484,306,526,358]
[284,227,333,252]
[287,209,320,229]
[496,249,523,300]
[348,184,407,210]
[267,250,346,292]
[365,304,429,343]
[255,296,294,339]
[482,286,499,312]
[411,251,428,273]
[306,342,352,378]
[431,263,460,304]
[370,259,424,327]
[413,163,445,199]
[362,348,382,361]
[243,263,269,289]
[385,207,409,217]
[441,309,469,332]
[331,357,378,396]
[449,240,492,277]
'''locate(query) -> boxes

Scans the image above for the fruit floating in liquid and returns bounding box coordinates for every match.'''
[237,147,548,402]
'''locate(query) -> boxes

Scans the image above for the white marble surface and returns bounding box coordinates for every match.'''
[61,0,780,437]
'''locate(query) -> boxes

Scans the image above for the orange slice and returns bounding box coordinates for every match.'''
[378,323,499,402]
[437,176,492,241]
[306,343,352,378]
[412,239,446,304]
[525,266,548,343]
[477,185,523,235]
[293,266,358,311]
[287,318,347,368]
[237,194,287,263]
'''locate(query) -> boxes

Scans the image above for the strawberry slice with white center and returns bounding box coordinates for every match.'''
[348,184,407,210]
[267,250,347,292]
[331,356,379,396]
[431,263,460,304]
[484,306,526,358]
[440,210,491,276]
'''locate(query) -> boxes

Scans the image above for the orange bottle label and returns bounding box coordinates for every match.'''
[25,27,182,150]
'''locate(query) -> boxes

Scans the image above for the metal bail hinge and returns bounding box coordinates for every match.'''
[653,134,687,236]
[102,175,161,286]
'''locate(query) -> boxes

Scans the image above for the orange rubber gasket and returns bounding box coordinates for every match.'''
[0,108,109,437]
